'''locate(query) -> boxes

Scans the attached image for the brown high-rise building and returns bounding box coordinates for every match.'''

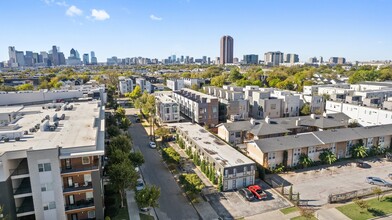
[220,35,234,65]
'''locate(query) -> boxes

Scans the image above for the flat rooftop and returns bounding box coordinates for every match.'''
[0,101,103,155]
[175,123,254,168]
[0,106,24,114]
[175,88,218,102]
[155,93,177,104]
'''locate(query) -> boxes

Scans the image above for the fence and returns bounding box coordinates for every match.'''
[328,187,392,203]
[265,177,306,205]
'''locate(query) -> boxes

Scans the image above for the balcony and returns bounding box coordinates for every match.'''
[65,199,94,212]
[61,165,99,174]
[10,159,29,179]
[16,197,35,217]
[63,182,93,193]
[14,178,32,198]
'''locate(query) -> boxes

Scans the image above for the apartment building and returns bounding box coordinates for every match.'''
[172,89,219,127]
[204,86,249,122]
[245,124,392,169]
[0,101,105,220]
[135,78,152,93]
[166,79,184,91]
[0,86,106,106]
[303,84,350,96]
[118,77,134,95]
[175,123,256,191]
[155,93,180,124]
[217,113,349,145]
[271,90,301,117]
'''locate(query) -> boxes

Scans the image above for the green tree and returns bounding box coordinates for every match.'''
[107,125,121,137]
[115,107,126,119]
[135,185,161,209]
[108,135,132,155]
[16,83,34,91]
[108,149,130,167]
[298,154,312,168]
[353,198,369,213]
[128,85,142,101]
[228,68,243,82]
[129,151,145,167]
[350,144,368,158]
[108,160,138,208]
[289,185,293,200]
[179,174,204,194]
[162,147,181,164]
[119,117,131,130]
[155,127,171,142]
[319,149,337,165]
[300,103,311,116]
[210,75,225,87]
[218,175,223,192]
[372,187,383,201]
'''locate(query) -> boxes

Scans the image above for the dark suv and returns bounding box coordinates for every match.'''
[239,188,255,201]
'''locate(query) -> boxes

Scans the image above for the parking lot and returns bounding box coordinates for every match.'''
[206,181,291,219]
[271,158,392,206]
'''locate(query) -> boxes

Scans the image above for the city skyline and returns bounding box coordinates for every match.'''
[0,0,391,62]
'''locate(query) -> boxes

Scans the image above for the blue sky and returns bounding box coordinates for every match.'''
[0,0,391,62]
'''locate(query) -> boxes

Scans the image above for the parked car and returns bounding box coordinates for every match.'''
[140,207,150,212]
[239,188,255,201]
[136,178,145,191]
[149,142,157,149]
[247,185,267,200]
[135,118,141,123]
[366,177,392,187]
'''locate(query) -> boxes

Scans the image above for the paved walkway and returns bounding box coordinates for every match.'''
[126,190,141,220]
[245,209,299,220]
[316,208,350,220]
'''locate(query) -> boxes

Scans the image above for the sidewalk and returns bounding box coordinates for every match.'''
[316,208,350,220]
[169,142,220,219]
[126,190,141,220]
[245,209,299,220]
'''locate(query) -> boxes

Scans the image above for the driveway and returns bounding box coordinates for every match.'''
[127,112,200,220]
[272,158,392,206]
[206,181,290,219]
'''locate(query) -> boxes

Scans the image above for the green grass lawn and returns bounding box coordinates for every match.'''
[337,196,392,220]
[281,206,299,215]
[291,216,317,220]
[139,213,154,220]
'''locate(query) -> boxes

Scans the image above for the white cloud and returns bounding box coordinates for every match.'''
[56,1,68,7]
[91,9,110,21]
[150,14,162,21]
[66,5,83,17]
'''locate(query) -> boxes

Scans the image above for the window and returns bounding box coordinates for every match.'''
[233,168,237,177]
[38,163,51,172]
[41,183,53,192]
[86,191,94,200]
[271,104,276,110]
[213,107,217,113]
[224,169,228,177]
[88,211,96,218]
[84,174,92,182]
[43,201,56,211]
[243,178,247,187]
[82,156,90,165]
[235,132,241,138]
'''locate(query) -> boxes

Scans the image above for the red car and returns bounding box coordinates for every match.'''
[247,185,267,200]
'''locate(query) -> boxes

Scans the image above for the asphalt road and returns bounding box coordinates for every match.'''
[128,115,200,220]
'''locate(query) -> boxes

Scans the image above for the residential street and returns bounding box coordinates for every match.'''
[128,114,200,220]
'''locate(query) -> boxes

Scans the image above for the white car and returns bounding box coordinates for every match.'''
[149,142,156,149]
[136,178,145,191]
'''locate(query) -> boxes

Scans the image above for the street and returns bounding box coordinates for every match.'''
[128,113,200,220]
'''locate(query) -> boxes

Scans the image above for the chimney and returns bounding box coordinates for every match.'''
[310,114,316,119]
[296,118,301,126]
[265,116,270,124]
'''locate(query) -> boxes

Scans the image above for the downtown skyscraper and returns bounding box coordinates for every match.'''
[220,35,234,65]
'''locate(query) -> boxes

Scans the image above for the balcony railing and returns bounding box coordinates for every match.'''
[14,178,32,195]
[10,159,29,177]
[63,182,93,193]
[61,165,99,174]
[16,197,34,214]
[65,199,94,211]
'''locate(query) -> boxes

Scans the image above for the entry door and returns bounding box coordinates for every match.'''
[69,195,75,205]
[71,213,78,220]
[67,177,73,187]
